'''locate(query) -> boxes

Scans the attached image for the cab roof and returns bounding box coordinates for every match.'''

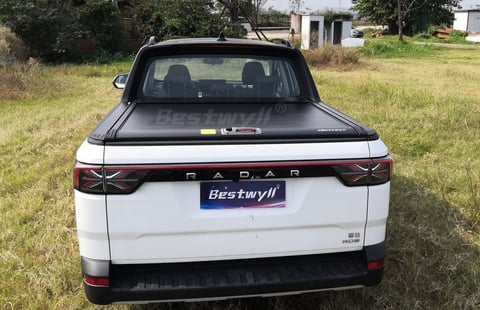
[144,36,293,50]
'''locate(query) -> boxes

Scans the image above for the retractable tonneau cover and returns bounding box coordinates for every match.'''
[91,102,378,144]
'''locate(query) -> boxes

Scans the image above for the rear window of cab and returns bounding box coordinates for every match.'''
[139,55,301,102]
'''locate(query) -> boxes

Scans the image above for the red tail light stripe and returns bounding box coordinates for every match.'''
[83,275,110,287]
[103,160,373,172]
[74,157,393,194]
[367,259,385,270]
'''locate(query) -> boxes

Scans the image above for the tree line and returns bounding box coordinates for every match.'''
[352,0,461,40]
[0,0,462,59]
[0,0,267,59]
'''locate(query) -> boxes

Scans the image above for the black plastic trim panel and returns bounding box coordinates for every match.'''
[82,243,385,305]
[100,136,378,146]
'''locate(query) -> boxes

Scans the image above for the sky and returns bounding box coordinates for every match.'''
[266,0,480,12]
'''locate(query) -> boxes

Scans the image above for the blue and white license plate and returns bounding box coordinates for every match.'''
[200,181,286,210]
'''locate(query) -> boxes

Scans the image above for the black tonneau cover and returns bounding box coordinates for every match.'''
[91,101,378,144]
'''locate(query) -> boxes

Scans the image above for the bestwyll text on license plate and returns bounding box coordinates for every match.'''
[200,181,286,210]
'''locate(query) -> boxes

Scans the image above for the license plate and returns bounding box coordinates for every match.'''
[200,181,286,210]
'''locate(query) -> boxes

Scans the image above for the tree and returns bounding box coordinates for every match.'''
[0,0,127,57]
[397,0,430,41]
[352,0,460,39]
[252,0,269,27]
[133,0,219,40]
[215,0,254,32]
[0,0,74,57]
[217,0,240,21]
[133,0,247,40]
[76,0,123,53]
[0,0,249,57]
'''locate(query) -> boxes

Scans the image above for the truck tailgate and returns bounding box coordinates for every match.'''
[105,142,371,264]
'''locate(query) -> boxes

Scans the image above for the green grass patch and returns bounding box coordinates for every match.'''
[1,47,480,309]
[360,36,442,58]
[414,29,476,45]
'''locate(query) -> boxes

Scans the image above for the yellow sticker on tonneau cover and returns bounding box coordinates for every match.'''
[200,129,217,135]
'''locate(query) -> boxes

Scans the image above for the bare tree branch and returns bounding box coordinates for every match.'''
[402,0,428,14]
[252,0,269,26]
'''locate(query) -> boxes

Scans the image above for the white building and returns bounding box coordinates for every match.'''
[301,15,325,49]
[297,15,352,49]
[453,10,480,33]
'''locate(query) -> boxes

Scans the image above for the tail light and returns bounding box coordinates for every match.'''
[73,165,104,194]
[333,157,393,186]
[83,274,110,287]
[74,163,148,194]
[74,157,392,194]
[368,259,385,270]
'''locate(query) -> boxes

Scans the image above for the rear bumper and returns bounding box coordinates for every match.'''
[82,243,385,305]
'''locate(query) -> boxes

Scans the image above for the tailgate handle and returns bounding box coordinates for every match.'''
[221,127,262,135]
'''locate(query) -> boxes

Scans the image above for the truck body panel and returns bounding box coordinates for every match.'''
[106,177,368,263]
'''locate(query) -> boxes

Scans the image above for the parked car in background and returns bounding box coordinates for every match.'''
[351,27,364,38]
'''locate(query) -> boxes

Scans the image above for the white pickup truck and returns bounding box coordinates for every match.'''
[73,36,392,305]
